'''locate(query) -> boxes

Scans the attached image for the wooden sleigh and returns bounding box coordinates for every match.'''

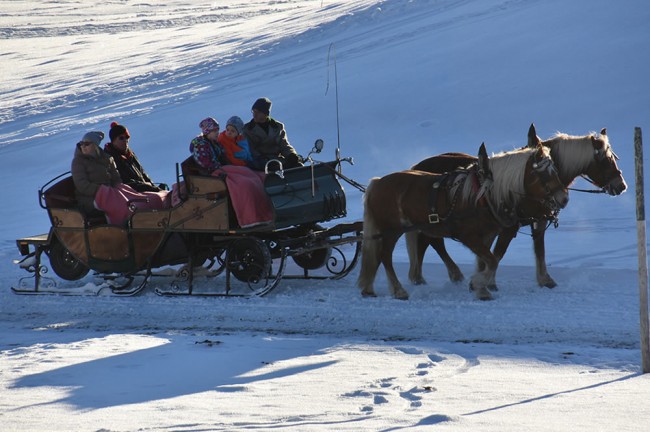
[13,140,363,297]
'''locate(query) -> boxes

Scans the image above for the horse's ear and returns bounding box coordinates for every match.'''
[478,142,488,159]
[527,123,541,148]
[600,128,607,136]
[478,142,489,172]
[477,142,493,186]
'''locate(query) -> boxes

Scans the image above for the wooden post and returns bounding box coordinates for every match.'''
[635,127,650,373]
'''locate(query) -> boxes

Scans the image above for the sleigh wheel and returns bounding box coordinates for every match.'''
[291,223,332,270]
[47,237,90,281]
[292,247,332,270]
[226,237,272,283]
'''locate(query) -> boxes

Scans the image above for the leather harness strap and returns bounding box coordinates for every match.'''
[427,173,447,224]
[428,169,476,224]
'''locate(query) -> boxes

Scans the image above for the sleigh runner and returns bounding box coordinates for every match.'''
[13,140,364,297]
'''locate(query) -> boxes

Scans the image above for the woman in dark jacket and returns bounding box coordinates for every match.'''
[72,130,169,224]
[71,131,122,215]
[103,122,162,192]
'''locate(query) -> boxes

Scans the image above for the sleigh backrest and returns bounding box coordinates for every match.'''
[43,176,77,209]
[179,156,227,197]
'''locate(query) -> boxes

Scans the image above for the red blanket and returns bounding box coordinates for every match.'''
[94,183,170,225]
[212,165,273,228]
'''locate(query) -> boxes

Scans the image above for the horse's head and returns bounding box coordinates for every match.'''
[526,140,569,213]
[586,128,627,196]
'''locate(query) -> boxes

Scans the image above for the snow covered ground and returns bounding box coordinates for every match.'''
[1,0,650,430]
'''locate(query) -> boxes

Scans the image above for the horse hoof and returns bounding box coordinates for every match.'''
[538,276,557,289]
[476,291,494,301]
[475,287,493,301]
[409,277,427,285]
[395,294,409,301]
[361,291,377,298]
[488,284,498,291]
[449,272,464,283]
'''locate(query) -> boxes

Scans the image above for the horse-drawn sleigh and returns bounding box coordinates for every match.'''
[13,125,627,300]
[13,140,364,297]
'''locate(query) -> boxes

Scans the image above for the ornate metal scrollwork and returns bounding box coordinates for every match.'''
[192,206,204,220]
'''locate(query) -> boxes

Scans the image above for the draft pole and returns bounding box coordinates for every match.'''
[634,126,650,373]
[326,43,342,173]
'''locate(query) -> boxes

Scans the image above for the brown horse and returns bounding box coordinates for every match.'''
[407,124,627,289]
[357,142,568,301]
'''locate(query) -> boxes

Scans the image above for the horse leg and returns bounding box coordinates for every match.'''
[531,223,557,288]
[466,243,497,301]
[407,231,464,284]
[406,231,427,285]
[492,226,517,262]
[480,227,517,291]
[473,232,499,291]
[430,238,464,282]
[357,235,382,298]
[381,232,409,300]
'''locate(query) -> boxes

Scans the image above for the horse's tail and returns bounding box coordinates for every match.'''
[361,178,380,240]
[357,177,382,293]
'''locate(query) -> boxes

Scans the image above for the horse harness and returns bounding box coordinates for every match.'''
[426,164,491,224]
[426,155,562,229]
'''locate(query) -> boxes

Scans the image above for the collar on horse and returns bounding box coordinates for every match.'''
[485,194,519,228]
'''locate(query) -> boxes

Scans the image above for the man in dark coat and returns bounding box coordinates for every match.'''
[104,122,162,192]
[243,98,303,169]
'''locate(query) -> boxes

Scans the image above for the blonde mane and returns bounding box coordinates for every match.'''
[544,131,610,181]
[460,147,551,212]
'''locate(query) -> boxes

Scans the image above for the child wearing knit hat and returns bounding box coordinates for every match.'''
[218,116,256,168]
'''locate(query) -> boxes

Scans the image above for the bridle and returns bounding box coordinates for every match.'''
[529,154,566,213]
[568,143,621,195]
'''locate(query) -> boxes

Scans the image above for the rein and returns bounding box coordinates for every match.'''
[567,175,607,194]
[513,216,559,238]
[322,163,367,192]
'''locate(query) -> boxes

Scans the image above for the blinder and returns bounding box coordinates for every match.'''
[530,153,565,213]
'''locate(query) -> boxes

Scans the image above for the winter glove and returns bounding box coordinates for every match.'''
[285,153,303,168]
